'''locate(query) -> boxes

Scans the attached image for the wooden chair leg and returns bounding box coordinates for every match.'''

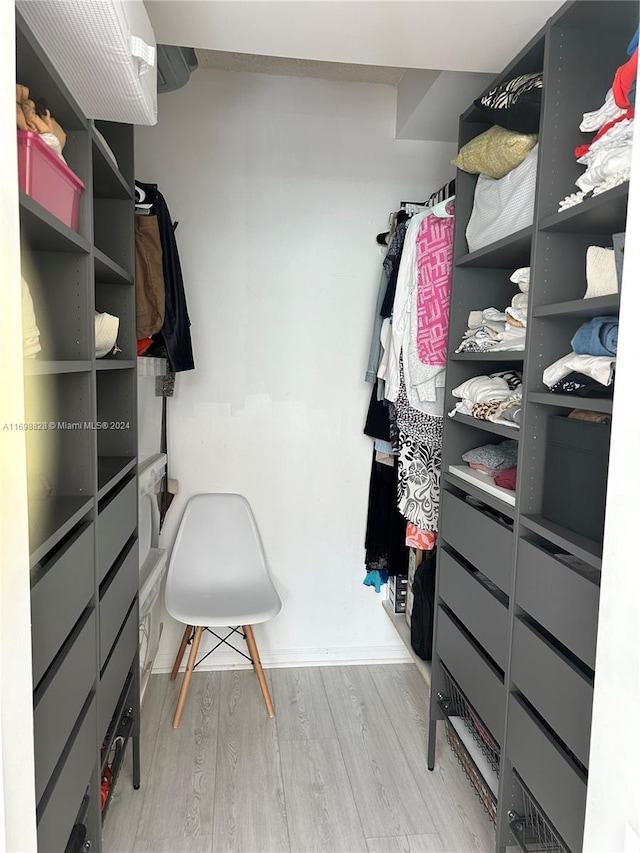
[171,624,194,681]
[173,626,203,729]
[243,625,275,718]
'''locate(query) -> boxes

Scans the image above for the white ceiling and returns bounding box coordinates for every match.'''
[146,0,565,75]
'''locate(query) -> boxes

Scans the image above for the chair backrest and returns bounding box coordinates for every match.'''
[166,493,272,597]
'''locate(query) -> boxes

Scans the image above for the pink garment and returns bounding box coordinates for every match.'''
[416,201,455,366]
[406,523,437,551]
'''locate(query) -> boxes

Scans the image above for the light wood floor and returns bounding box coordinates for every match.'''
[103,665,495,853]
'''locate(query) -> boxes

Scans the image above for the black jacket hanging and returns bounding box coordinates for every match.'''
[136,181,195,372]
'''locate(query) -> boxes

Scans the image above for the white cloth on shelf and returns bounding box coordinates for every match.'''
[511,292,528,310]
[576,118,635,165]
[580,89,627,133]
[585,246,618,298]
[510,267,530,293]
[576,145,633,192]
[491,325,527,351]
[542,352,616,387]
[451,375,512,403]
[505,306,527,327]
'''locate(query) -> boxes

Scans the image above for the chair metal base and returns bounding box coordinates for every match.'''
[170,624,275,727]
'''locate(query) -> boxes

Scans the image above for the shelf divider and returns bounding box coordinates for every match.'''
[19,192,91,254]
[449,413,520,439]
[455,226,533,269]
[527,392,612,414]
[519,514,602,570]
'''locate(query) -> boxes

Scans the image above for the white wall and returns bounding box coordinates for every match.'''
[583,122,640,853]
[0,2,37,850]
[135,68,456,670]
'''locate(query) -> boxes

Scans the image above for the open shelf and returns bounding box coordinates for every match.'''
[29,496,94,567]
[534,294,619,319]
[456,226,533,269]
[442,471,516,519]
[520,515,602,570]
[19,192,90,254]
[24,360,91,376]
[381,599,431,687]
[450,413,520,439]
[539,183,628,234]
[95,361,136,371]
[450,351,525,362]
[528,392,613,413]
[94,247,133,285]
[448,465,516,506]
[91,127,132,201]
[97,456,137,500]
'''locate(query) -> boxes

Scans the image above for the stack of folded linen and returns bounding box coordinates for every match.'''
[455,267,529,353]
[543,315,617,398]
[461,439,519,492]
[449,370,523,427]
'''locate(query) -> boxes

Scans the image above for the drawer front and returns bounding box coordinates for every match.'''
[511,618,593,768]
[31,522,94,687]
[507,695,587,853]
[99,601,138,740]
[34,610,96,804]
[436,606,504,744]
[516,538,599,669]
[439,548,509,670]
[440,490,513,594]
[97,477,137,583]
[37,695,96,853]
[100,539,138,669]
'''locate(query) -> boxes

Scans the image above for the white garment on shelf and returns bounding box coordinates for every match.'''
[542,352,616,387]
[511,293,528,310]
[510,267,530,293]
[491,325,527,351]
[451,375,512,403]
[505,306,527,327]
[576,145,633,192]
[580,88,627,133]
[577,118,635,165]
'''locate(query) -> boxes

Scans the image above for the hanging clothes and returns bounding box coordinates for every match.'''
[135,214,165,339]
[136,181,195,373]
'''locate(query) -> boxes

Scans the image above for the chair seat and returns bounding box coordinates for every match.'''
[167,578,281,627]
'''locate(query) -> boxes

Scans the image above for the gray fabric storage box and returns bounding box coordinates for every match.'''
[542,416,611,543]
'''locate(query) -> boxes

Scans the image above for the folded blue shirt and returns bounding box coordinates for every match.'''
[571,315,618,357]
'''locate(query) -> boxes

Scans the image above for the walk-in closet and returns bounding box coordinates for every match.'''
[2,2,638,852]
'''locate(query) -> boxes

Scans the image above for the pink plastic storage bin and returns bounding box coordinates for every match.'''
[17,130,85,232]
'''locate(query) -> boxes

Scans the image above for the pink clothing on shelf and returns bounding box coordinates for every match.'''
[406,523,437,551]
[416,201,455,367]
[493,467,517,491]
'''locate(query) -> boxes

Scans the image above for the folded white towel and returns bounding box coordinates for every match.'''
[452,375,512,403]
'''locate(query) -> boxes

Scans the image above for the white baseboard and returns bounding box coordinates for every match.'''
[153,643,412,674]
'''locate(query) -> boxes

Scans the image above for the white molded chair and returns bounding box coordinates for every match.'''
[165,493,282,728]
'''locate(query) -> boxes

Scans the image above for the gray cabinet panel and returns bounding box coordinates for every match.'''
[99,602,138,740]
[507,694,587,853]
[516,538,599,669]
[440,490,513,594]
[97,476,136,583]
[439,548,509,670]
[31,522,94,687]
[511,618,593,768]
[436,606,504,745]
[100,539,138,669]
[37,695,96,853]
[33,611,96,804]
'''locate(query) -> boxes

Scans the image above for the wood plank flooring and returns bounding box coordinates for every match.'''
[103,665,495,853]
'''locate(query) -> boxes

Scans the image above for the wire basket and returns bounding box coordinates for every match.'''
[444,718,498,825]
[508,772,570,853]
[438,664,501,773]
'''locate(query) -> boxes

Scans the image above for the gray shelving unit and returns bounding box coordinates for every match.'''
[427,3,636,852]
[18,10,140,851]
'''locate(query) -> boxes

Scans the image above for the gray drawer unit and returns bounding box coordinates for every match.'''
[516,538,599,669]
[511,617,593,768]
[99,601,138,740]
[33,610,96,805]
[507,694,587,853]
[439,548,509,670]
[37,694,96,853]
[100,538,138,669]
[440,490,513,594]
[31,522,94,687]
[97,476,137,583]
[436,606,505,744]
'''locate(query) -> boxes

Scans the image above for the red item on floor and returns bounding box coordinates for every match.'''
[17,130,84,231]
[100,763,113,811]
